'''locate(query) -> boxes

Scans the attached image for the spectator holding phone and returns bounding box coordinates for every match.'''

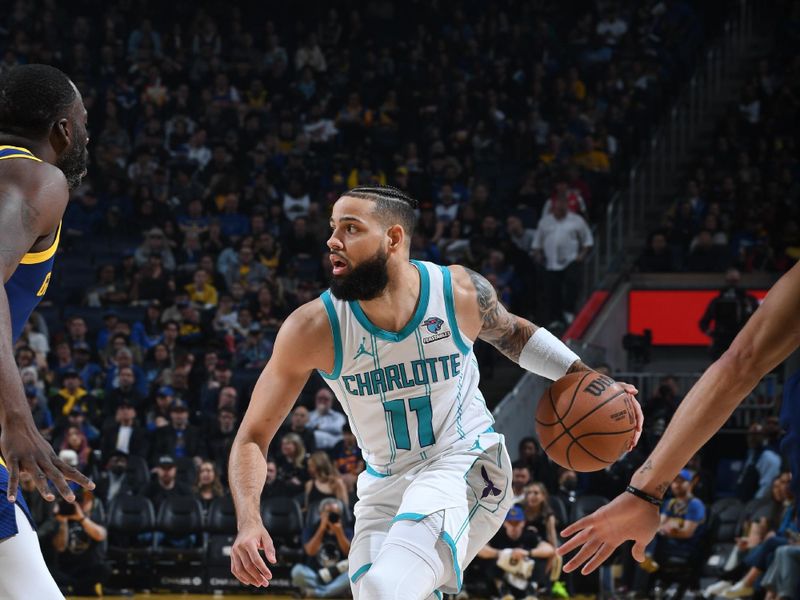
[290,497,352,598]
[50,490,109,596]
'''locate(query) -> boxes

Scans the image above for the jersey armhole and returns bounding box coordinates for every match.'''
[319,291,343,379]
[439,266,471,355]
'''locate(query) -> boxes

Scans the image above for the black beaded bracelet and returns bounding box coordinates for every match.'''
[625,485,662,506]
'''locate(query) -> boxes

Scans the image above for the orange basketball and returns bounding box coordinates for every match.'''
[535,371,636,472]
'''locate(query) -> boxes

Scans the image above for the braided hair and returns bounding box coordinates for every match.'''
[342,185,418,239]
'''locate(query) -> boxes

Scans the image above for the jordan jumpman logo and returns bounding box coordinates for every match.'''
[353,337,374,360]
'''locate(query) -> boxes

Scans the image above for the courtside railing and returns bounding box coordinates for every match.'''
[582,0,756,302]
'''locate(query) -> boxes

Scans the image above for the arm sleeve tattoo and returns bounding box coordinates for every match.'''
[466,267,536,362]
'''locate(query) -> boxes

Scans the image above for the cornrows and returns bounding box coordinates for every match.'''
[345,185,419,210]
[342,185,418,237]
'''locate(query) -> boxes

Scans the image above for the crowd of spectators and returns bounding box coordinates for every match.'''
[638,11,800,275]
[0,0,752,596]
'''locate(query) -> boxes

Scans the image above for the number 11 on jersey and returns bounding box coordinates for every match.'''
[384,395,434,450]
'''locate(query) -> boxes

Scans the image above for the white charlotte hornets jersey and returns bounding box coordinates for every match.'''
[318,260,494,476]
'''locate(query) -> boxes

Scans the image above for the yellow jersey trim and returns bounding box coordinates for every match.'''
[20,222,61,264]
[0,145,42,162]
[0,146,58,263]
[0,456,5,468]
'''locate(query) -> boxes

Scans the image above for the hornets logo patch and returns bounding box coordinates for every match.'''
[421,316,451,344]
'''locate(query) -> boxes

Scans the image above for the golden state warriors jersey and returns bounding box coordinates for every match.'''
[0,146,60,342]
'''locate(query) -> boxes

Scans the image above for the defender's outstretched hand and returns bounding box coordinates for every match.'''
[557,492,660,575]
[1,417,94,502]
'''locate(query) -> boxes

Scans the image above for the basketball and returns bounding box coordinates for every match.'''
[535,371,637,472]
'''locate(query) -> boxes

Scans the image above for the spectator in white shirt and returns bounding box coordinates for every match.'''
[533,196,593,325]
[506,215,536,258]
[435,184,460,224]
[295,33,327,72]
[304,104,339,144]
[308,387,346,450]
[596,9,628,46]
[187,129,212,170]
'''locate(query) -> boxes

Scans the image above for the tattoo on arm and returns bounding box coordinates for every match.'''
[466,267,535,362]
[639,460,654,475]
[20,201,41,236]
[655,481,670,497]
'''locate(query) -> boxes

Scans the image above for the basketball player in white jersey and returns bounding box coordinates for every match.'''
[229,185,642,599]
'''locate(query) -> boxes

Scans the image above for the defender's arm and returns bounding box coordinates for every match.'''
[0,162,91,502]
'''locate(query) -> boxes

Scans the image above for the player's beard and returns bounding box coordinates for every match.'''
[56,136,89,190]
[329,246,390,302]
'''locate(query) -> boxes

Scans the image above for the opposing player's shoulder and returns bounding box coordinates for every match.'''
[0,156,68,199]
[0,158,69,226]
[273,298,335,373]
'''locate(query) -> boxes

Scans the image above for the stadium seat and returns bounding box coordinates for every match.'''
[151,496,207,593]
[205,496,246,593]
[124,454,151,488]
[105,495,156,590]
[174,456,197,487]
[703,498,745,581]
[107,495,156,560]
[709,498,744,543]
[257,496,304,592]
[261,496,304,563]
[206,495,236,534]
[153,496,206,559]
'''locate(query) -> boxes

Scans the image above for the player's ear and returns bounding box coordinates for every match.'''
[50,118,70,153]
[386,224,404,251]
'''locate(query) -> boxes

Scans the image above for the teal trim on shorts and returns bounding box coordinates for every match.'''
[348,260,430,342]
[439,265,471,355]
[441,531,463,592]
[318,291,342,379]
[434,591,443,600]
[391,512,427,523]
[484,426,494,433]
[350,562,372,584]
[365,463,390,478]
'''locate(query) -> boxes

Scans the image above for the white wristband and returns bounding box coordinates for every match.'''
[519,328,580,381]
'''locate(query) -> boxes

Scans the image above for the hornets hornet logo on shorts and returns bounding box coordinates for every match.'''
[421,316,451,344]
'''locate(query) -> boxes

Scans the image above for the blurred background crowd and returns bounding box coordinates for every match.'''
[2,0,799,597]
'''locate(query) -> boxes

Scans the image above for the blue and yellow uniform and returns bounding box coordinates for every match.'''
[0,145,60,537]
